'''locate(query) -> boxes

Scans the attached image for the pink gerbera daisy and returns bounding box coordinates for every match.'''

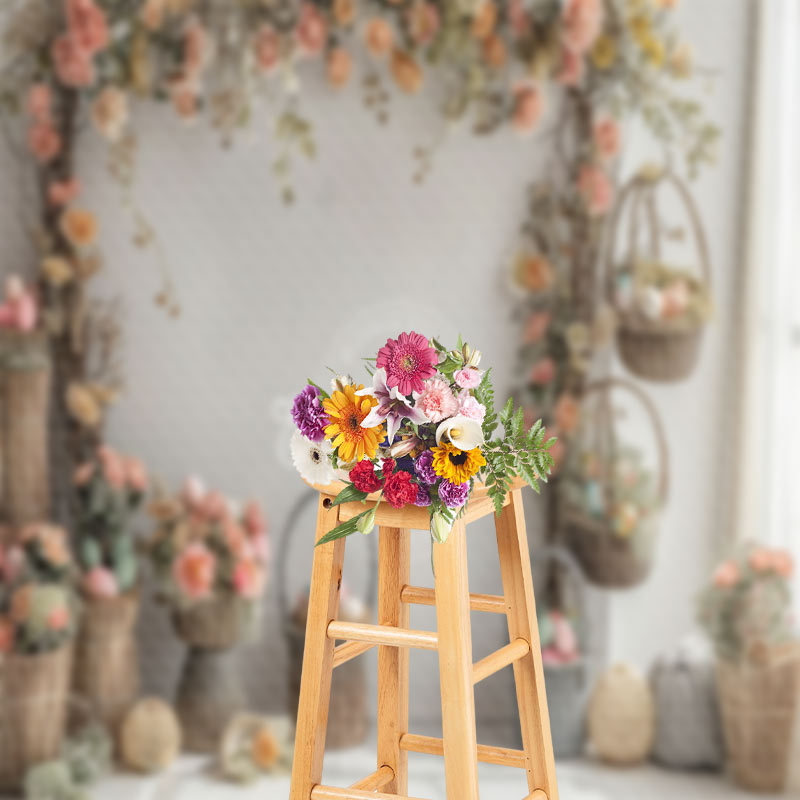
[376,331,438,395]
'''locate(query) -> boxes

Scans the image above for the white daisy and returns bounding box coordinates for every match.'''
[290,430,335,485]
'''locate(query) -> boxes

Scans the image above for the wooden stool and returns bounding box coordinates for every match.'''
[289,480,558,800]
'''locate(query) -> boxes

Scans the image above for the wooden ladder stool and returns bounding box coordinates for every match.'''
[289,479,558,800]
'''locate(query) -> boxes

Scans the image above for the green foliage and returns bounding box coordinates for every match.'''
[330,484,369,506]
[315,508,375,546]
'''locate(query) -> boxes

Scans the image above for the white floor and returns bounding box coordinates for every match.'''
[83,747,785,800]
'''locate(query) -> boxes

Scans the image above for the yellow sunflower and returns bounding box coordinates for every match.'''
[323,384,383,463]
[431,443,486,484]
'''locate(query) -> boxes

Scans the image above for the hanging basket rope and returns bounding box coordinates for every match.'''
[605,167,713,382]
[562,376,668,589]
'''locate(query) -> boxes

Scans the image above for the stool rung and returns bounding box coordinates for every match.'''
[400,585,507,615]
[327,620,438,650]
[332,640,375,668]
[311,786,429,800]
[399,733,527,769]
[349,765,394,791]
[525,792,548,800]
[472,638,530,684]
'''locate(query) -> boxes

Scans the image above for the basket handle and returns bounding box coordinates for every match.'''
[580,376,669,506]
[275,488,379,632]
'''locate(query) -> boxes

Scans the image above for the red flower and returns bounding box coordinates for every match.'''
[383,471,417,509]
[381,458,396,478]
[349,459,383,493]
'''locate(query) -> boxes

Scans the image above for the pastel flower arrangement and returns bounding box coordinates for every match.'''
[147,477,269,610]
[290,332,555,545]
[73,445,149,599]
[697,544,795,662]
[0,523,77,655]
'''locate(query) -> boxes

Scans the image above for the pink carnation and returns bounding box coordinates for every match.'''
[561,0,603,55]
[454,367,482,389]
[417,378,458,423]
[577,163,613,217]
[457,394,486,424]
[51,33,96,87]
[83,566,119,598]
[173,542,216,599]
[295,4,327,56]
[233,559,265,599]
[594,116,621,161]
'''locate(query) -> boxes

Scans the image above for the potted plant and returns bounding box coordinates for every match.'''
[0,522,78,790]
[71,444,148,735]
[147,478,269,752]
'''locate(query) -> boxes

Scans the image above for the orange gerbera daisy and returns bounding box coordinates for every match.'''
[323,384,383,463]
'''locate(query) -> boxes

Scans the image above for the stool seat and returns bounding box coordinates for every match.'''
[289,484,558,800]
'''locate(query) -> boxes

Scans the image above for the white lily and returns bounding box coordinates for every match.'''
[435,415,485,451]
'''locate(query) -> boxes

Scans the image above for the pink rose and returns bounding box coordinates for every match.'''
[26,84,52,122]
[529,357,556,385]
[125,457,148,492]
[593,116,620,161]
[508,0,530,38]
[561,0,603,55]
[557,47,584,87]
[12,291,38,333]
[181,475,206,509]
[223,520,249,559]
[748,547,773,574]
[47,605,71,631]
[250,531,271,563]
[98,446,126,489]
[73,461,95,487]
[27,122,61,163]
[523,312,551,344]
[511,82,544,135]
[771,550,794,579]
[173,542,216,599]
[51,33,96,87]
[201,490,229,522]
[416,378,458,423]
[364,18,393,57]
[48,178,81,206]
[577,163,613,217]
[712,560,739,589]
[295,4,327,56]
[457,393,486,424]
[454,367,482,389]
[233,559,265,599]
[243,500,266,537]
[83,566,119,598]
[407,1,440,46]
[2,547,25,583]
[66,0,109,54]
[254,25,280,72]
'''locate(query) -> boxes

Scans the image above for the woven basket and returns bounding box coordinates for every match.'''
[716,644,800,792]
[563,378,668,589]
[0,641,74,790]
[278,489,375,750]
[0,330,51,526]
[173,594,251,650]
[73,591,140,735]
[606,169,712,382]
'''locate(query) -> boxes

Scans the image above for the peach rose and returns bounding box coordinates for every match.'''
[326,48,352,88]
[233,558,265,599]
[254,25,280,72]
[0,618,13,654]
[251,727,279,769]
[27,123,61,163]
[515,252,554,292]
[530,357,556,385]
[66,0,109,54]
[99,447,126,489]
[333,0,356,26]
[523,311,551,344]
[295,4,327,57]
[201,489,229,522]
[554,393,580,434]
[511,82,544,135]
[391,50,423,93]
[482,34,507,68]
[47,605,71,631]
[748,547,773,573]
[48,178,81,206]
[577,163,613,216]
[223,520,249,559]
[181,475,206,509]
[771,550,794,579]
[712,560,739,589]
[471,1,497,40]
[557,47,584,86]
[26,84,52,122]
[125,457,148,492]
[173,542,216,599]
[83,566,119,598]
[593,116,620,161]
[60,208,98,247]
[51,33,96,87]
[561,0,603,55]
[407,1,439,46]
[91,86,129,141]
[364,19,393,57]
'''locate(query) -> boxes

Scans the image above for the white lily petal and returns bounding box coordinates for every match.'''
[360,406,385,429]
[386,414,402,444]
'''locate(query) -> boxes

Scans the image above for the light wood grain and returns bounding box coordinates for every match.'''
[311,786,429,800]
[377,527,410,795]
[288,498,346,800]
[349,765,394,791]
[400,585,507,614]
[472,638,530,685]
[495,489,559,800]
[327,620,437,651]
[399,733,527,769]
[433,519,480,800]
[332,640,375,669]
[524,791,549,800]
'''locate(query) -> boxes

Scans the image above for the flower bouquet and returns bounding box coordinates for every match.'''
[290,331,555,546]
[0,523,77,789]
[71,445,149,733]
[147,478,269,752]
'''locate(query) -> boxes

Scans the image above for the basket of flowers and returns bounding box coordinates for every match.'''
[698,544,799,792]
[607,167,713,382]
[71,445,149,735]
[0,523,78,790]
[147,478,269,752]
[288,331,556,547]
[561,377,667,588]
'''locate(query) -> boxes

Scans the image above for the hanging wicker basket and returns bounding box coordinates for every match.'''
[716,643,800,792]
[278,490,375,750]
[562,377,668,589]
[606,168,713,382]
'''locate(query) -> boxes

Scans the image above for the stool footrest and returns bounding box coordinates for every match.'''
[327,620,438,650]
[332,640,375,668]
[400,585,507,615]
[472,638,530,684]
[349,766,394,791]
[399,733,527,769]
[525,792,548,800]
[311,786,428,800]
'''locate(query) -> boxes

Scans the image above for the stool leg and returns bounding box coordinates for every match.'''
[433,519,480,800]
[377,527,410,795]
[495,489,558,800]
[289,497,346,800]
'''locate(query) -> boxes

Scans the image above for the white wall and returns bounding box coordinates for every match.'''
[0,0,752,732]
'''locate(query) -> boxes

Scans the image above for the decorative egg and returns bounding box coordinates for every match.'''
[119,698,182,773]
[588,663,655,765]
[637,286,664,320]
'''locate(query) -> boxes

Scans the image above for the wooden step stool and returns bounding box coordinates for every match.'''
[289,480,558,800]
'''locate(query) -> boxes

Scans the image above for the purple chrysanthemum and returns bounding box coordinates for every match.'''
[291,384,329,442]
[414,485,432,507]
[414,450,437,485]
[438,479,469,508]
